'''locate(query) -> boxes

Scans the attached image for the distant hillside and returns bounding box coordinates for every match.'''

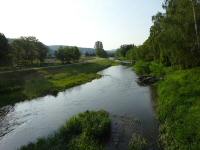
[48,45,96,56]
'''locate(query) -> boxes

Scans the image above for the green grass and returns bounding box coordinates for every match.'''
[157,68,200,150]
[0,59,117,107]
[20,110,111,150]
[134,61,200,149]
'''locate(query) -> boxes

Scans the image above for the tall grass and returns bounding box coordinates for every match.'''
[134,61,200,149]
[20,110,111,150]
[157,68,200,150]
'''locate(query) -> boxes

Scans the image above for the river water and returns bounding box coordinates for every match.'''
[0,65,158,150]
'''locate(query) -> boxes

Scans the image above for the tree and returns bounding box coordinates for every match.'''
[56,46,81,64]
[131,0,200,68]
[94,41,107,58]
[71,47,81,62]
[11,36,49,65]
[115,44,135,59]
[36,42,49,63]
[0,33,10,65]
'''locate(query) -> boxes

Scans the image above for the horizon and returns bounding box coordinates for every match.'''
[1,0,164,49]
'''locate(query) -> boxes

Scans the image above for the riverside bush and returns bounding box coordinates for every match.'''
[20,110,111,150]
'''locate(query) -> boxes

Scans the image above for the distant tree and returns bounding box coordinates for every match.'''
[56,46,81,64]
[11,36,49,65]
[115,44,135,59]
[94,41,103,50]
[94,41,107,58]
[0,33,10,65]
[36,42,49,63]
[71,47,81,62]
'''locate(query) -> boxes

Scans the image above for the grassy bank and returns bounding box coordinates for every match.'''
[134,61,200,149]
[20,110,111,150]
[0,58,117,107]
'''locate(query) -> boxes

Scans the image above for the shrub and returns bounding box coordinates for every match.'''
[20,110,111,150]
[149,62,165,77]
[134,61,150,75]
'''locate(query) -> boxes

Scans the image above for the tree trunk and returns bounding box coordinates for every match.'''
[191,0,200,48]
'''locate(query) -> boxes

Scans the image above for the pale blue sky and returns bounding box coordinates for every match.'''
[0,0,164,49]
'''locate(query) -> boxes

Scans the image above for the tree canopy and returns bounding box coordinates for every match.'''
[56,46,81,64]
[94,41,108,58]
[11,36,49,65]
[0,33,10,65]
[122,0,200,68]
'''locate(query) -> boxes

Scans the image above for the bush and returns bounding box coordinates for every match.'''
[20,110,111,150]
[149,62,165,77]
[134,61,150,75]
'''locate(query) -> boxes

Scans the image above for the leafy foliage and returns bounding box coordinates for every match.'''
[115,44,135,59]
[11,36,49,65]
[20,110,111,150]
[123,0,200,68]
[94,41,108,58]
[0,33,10,65]
[55,46,81,64]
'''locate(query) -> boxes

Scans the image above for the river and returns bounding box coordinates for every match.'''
[0,65,158,150]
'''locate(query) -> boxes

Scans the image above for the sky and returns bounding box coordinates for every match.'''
[0,0,164,50]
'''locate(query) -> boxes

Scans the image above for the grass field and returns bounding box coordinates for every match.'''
[0,58,117,107]
[20,110,111,150]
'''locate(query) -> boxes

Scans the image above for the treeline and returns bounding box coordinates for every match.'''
[116,0,200,68]
[0,33,82,67]
[0,34,49,66]
[115,44,135,60]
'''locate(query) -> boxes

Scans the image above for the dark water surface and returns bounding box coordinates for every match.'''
[0,65,158,150]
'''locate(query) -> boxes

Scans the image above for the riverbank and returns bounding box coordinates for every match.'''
[20,110,111,150]
[0,58,117,107]
[133,61,200,149]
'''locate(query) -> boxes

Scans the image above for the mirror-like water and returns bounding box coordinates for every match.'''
[0,65,158,150]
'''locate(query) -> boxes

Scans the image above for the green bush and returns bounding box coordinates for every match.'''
[134,61,166,78]
[149,62,165,77]
[20,110,111,150]
[134,61,150,75]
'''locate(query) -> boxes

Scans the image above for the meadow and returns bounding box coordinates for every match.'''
[0,58,117,107]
